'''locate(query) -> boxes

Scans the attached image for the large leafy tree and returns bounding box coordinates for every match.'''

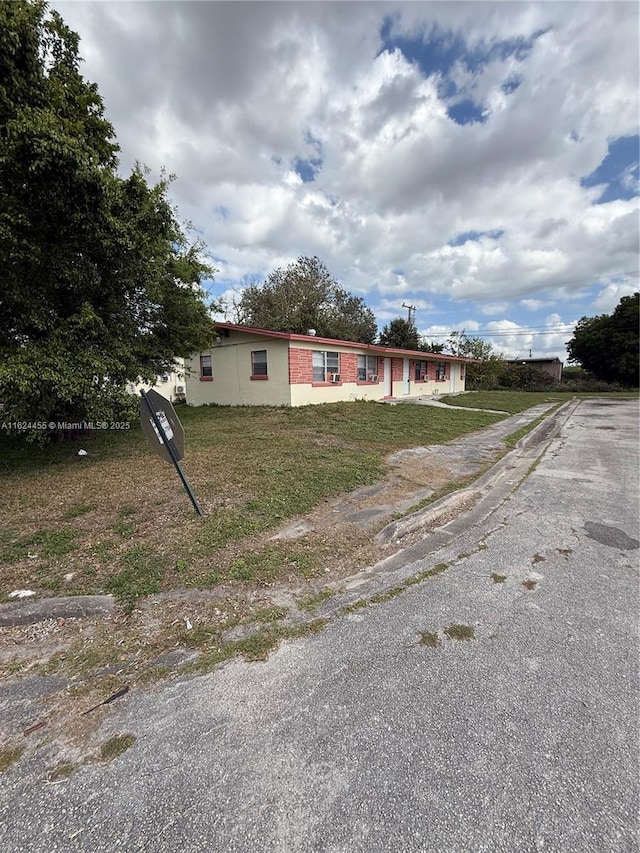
[566,293,639,386]
[378,318,420,350]
[237,255,377,343]
[0,1,216,437]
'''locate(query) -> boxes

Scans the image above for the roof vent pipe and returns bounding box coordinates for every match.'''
[307,329,317,336]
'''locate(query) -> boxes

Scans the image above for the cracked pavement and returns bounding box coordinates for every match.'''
[1,398,638,852]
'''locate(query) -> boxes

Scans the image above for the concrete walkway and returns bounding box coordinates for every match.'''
[387,394,509,414]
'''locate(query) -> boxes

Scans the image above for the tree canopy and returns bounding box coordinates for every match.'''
[0,0,216,437]
[566,293,639,386]
[378,318,420,350]
[445,335,496,360]
[237,256,377,343]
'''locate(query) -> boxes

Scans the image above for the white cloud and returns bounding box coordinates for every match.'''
[589,282,639,314]
[51,1,639,338]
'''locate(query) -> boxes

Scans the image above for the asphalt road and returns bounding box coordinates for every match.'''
[1,398,638,852]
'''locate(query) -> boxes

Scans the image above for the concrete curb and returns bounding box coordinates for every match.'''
[374,399,577,546]
[0,594,115,627]
[311,400,580,613]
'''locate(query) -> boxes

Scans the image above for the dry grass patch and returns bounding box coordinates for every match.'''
[418,631,442,648]
[0,744,25,773]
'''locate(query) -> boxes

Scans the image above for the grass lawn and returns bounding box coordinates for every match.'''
[1,401,506,608]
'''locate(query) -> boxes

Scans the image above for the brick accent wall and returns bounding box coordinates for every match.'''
[340,352,358,383]
[392,358,404,380]
[288,347,313,384]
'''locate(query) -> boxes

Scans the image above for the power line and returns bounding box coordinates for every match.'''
[427,329,576,339]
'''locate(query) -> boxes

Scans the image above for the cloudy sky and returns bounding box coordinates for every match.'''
[54,0,639,360]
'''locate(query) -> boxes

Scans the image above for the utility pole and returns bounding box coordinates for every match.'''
[402,302,417,326]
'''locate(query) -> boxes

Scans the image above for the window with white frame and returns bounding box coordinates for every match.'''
[435,361,446,381]
[414,360,427,381]
[312,350,340,382]
[251,349,268,377]
[200,354,213,379]
[358,355,377,381]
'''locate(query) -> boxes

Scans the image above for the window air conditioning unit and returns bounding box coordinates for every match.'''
[330,374,341,383]
[175,385,185,394]
[369,374,379,382]
[420,373,427,381]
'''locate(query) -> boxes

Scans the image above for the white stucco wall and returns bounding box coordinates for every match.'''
[185,336,291,407]
[289,382,385,406]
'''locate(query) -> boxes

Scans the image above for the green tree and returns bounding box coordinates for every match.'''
[566,293,639,386]
[455,338,505,390]
[446,334,496,360]
[0,0,216,439]
[378,317,420,349]
[238,256,377,343]
[420,340,445,354]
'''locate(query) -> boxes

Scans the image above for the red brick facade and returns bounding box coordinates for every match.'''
[341,352,358,383]
[288,348,313,384]
[288,348,384,385]
[410,359,450,383]
[288,348,450,386]
[392,358,404,380]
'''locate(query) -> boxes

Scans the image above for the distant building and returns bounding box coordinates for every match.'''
[504,357,563,383]
[129,359,186,402]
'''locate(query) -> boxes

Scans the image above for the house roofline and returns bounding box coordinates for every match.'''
[213,322,476,362]
[504,357,563,364]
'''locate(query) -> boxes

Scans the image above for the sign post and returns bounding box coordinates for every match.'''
[139,389,203,517]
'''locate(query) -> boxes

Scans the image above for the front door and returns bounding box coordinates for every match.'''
[383,358,392,396]
[450,363,456,393]
[402,358,410,395]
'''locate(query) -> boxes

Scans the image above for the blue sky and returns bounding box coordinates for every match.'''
[55,1,639,360]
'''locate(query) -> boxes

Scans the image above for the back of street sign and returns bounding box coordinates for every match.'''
[140,389,185,464]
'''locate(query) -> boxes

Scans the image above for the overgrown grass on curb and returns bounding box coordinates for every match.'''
[342,562,451,614]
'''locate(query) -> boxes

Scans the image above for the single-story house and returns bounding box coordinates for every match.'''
[504,357,563,383]
[185,323,475,407]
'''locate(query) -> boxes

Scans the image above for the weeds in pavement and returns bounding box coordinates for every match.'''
[444,624,475,641]
[418,631,442,648]
[99,734,137,763]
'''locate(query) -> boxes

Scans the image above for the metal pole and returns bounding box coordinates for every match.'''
[140,391,204,517]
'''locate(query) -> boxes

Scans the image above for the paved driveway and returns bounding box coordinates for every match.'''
[1,399,638,852]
